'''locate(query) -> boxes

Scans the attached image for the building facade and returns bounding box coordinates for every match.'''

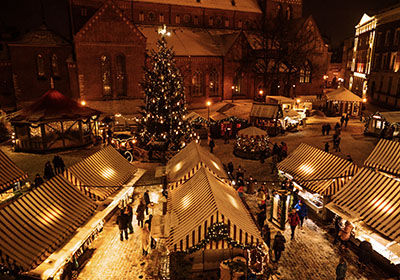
[0,0,329,114]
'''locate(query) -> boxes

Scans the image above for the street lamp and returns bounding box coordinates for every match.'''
[259,89,264,102]
[206,101,212,122]
[231,85,235,103]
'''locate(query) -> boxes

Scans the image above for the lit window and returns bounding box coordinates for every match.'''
[116,54,126,96]
[225,18,230,27]
[299,69,305,83]
[192,71,203,96]
[51,54,59,77]
[159,13,164,23]
[100,54,112,97]
[237,19,242,28]
[209,16,213,26]
[176,14,180,24]
[385,30,391,46]
[36,54,45,78]
[194,16,199,25]
[209,70,219,96]
[139,12,144,22]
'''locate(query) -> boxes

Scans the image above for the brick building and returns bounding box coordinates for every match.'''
[1,0,330,114]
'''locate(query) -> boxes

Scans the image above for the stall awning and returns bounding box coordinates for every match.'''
[238,126,267,138]
[250,103,281,119]
[364,139,400,176]
[166,167,262,251]
[327,168,400,243]
[166,142,228,187]
[64,146,137,200]
[0,175,96,271]
[0,149,28,193]
[325,88,363,102]
[277,143,358,195]
[376,111,400,124]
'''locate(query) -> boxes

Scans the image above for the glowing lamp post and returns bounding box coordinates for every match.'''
[206,101,212,122]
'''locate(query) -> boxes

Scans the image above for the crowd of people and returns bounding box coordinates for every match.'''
[33,155,65,187]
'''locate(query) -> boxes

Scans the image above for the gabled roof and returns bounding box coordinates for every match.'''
[0,149,27,193]
[250,103,282,119]
[326,88,363,102]
[167,167,262,251]
[277,143,358,195]
[364,139,400,176]
[356,13,375,28]
[139,26,241,56]
[166,141,227,185]
[75,0,145,42]
[10,89,101,123]
[9,24,69,46]
[0,175,96,271]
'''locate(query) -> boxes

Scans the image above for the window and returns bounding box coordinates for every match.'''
[379,76,384,92]
[277,4,282,18]
[100,55,112,97]
[209,17,213,26]
[176,14,180,24]
[238,19,242,28]
[388,77,393,95]
[147,11,156,22]
[299,69,305,83]
[36,54,45,78]
[377,32,382,47]
[225,18,230,27]
[395,29,400,45]
[299,62,311,83]
[139,12,144,22]
[192,71,203,96]
[374,54,380,71]
[390,52,397,71]
[159,13,164,23]
[233,70,242,95]
[194,16,199,25]
[385,30,391,46]
[285,5,292,20]
[51,54,59,77]
[116,54,126,96]
[397,78,400,97]
[209,70,219,96]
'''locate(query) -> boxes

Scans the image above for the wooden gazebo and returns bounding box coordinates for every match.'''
[10,89,101,153]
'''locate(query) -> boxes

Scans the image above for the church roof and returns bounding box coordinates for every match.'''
[139,26,241,56]
[10,89,101,123]
[9,24,69,46]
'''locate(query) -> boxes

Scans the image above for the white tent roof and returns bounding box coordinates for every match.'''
[238,126,267,137]
[166,167,262,251]
[326,88,363,102]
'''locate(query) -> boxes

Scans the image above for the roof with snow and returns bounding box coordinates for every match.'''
[139,26,241,56]
[10,89,101,123]
[9,24,69,46]
[326,88,363,103]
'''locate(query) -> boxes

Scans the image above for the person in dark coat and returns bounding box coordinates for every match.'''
[340,115,345,127]
[209,138,215,153]
[272,143,279,156]
[257,210,266,229]
[358,238,373,271]
[125,204,134,234]
[287,208,300,240]
[325,142,330,153]
[136,200,146,228]
[262,223,271,248]
[227,162,234,176]
[294,200,308,228]
[336,257,347,280]
[326,123,331,135]
[34,174,44,187]
[272,231,286,262]
[116,209,129,241]
[322,124,326,136]
[44,161,55,180]
[143,190,151,215]
[335,136,341,152]
[236,165,244,181]
[344,114,349,127]
[333,216,342,244]
[346,155,353,162]
[145,214,156,249]
[52,156,60,174]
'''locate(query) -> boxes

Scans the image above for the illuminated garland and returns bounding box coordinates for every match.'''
[183,223,257,254]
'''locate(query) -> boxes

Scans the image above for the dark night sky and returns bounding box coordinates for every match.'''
[0,0,399,48]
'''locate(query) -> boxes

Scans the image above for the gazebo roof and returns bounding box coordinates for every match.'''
[326,88,363,102]
[238,126,267,137]
[10,89,101,123]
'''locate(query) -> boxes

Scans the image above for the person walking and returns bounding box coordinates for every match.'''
[358,238,373,271]
[333,216,342,244]
[136,200,146,228]
[116,209,129,241]
[287,208,300,240]
[340,115,345,127]
[34,174,44,187]
[262,223,271,248]
[143,190,151,215]
[336,257,347,280]
[52,156,60,175]
[246,176,255,194]
[237,185,244,198]
[346,155,353,162]
[44,161,55,180]
[335,136,341,152]
[280,142,288,159]
[322,124,326,136]
[325,142,330,152]
[107,128,113,145]
[294,200,308,229]
[257,210,266,230]
[141,223,151,256]
[145,214,156,249]
[236,165,244,181]
[272,231,286,263]
[125,204,134,234]
[335,122,341,134]
[326,123,331,135]
[209,138,215,153]
[344,114,349,128]
[338,221,353,249]
[271,154,278,174]
[227,162,234,176]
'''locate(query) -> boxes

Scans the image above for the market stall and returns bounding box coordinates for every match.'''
[277,143,358,220]
[282,109,301,131]
[10,89,101,153]
[266,95,295,110]
[0,175,97,273]
[234,126,270,160]
[325,88,363,117]
[0,149,27,198]
[364,139,400,177]
[326,168,400,265]
[166,166,265,272]
[249,103,283,136]
[166,141,228,189]
[364,111,400,139]
[64,145,139,200]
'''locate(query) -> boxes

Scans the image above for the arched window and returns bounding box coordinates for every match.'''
[277,4,283,18]
[159,13,164,23]
[192,71,203,96]
[36,54,45,78]
[116,54,126,96]
[176,14,180,24]
[299,69,305,83]
[238,19,242,28]
[209,17,213,26]
[225,18,230,27]
[209,70,219,96]
[299,62,312,83]
[285,5,292,20]
[100,54,112,97]
[233,70,242,95]
[51,54,59,77]
[139,12,144,22]
[194,16,199,25]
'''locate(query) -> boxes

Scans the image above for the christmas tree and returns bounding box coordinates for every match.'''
[138,28,194,151]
